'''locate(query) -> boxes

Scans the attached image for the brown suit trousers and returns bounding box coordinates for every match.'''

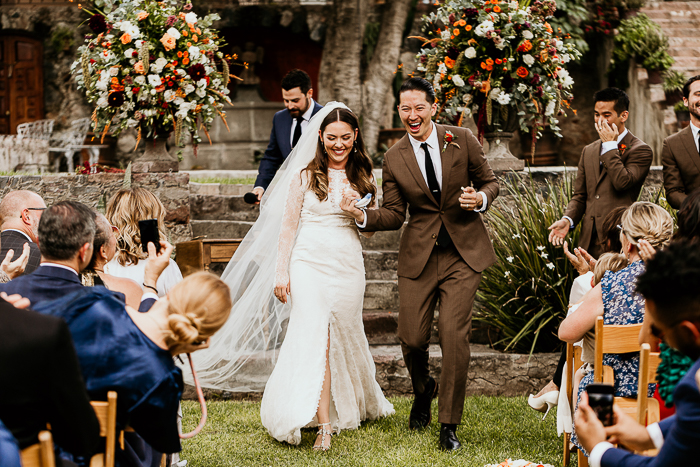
[363,124,498,424]
[662,125,700,209]
[564,131,652,256]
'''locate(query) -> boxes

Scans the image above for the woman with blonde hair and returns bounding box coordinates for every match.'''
[34,241,231,466]
[558,201,674,456]
[105,187,183,297]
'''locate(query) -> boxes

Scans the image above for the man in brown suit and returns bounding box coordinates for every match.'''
[663,75,700,209]
[341,78,499,451]
[549,88,653,258]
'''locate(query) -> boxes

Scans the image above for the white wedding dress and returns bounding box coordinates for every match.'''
[260,167,394,444]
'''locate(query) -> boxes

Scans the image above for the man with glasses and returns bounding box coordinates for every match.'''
[575,240,700,467]
[0,190,46,275]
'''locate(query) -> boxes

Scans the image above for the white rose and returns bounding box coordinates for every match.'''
[475,20,494,37]
[495,40,507,50]
[556,39,564,50]
[522,30,533,40]
[509,1,519,9]
[196,88,206,98]
[135,40,144,48]
[452,75,465,87]
[437,62,448,75]
[197,78,207,88]
[97,97,109,108]
[496,93,512,105]
[147,74,162,87]
[517,83,528,93]
[154,57,168,72]
[523,54,535,66]
[490,88,501,99]
[441,29,452,40]
[558,69,570,79]
[134,75,146,85]
[561,76,575,88]
[545,101,556,116]
[96,79,108,91]
[464,47,477,59]
[109,67,119,77]
[124,48,134,58]
[185,12,198,24]
[167,28,181,40]
[208,96,215,104]
[164,90,175,102]
[184,84,195,95]
[561,53,571,63]
[188,46,200,59]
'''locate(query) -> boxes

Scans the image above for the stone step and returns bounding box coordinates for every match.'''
[669,36,700,46]
[668,47,700,58]
[189,194,259,222]
[363,279,399,311]
[184,343,559,399]
[643,1,700,12]
[190,219,254,239]
[360,224,405,250]
[656,27,700,37]
[363,250,398,280]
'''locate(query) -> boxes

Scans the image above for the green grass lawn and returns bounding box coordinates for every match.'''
[181,396,572,466]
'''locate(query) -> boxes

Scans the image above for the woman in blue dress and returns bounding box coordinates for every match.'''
[34,270,232,467]
[558,202,674,455]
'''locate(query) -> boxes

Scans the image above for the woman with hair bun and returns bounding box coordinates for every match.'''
[34,244,231,467]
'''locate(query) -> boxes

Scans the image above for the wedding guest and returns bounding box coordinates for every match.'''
[105,188,183,297]
[675,187,700,242]
[0,244,31,283]
[0,190,46,275]
[0,293,100,464]
[559,202,674,455]
[575,240,700,467]
[663,76,700,209]
[33,269,231,467]
[81,212,143,309]
[0,420,21,467]
[549,88,653,258]
[251,69,324,202]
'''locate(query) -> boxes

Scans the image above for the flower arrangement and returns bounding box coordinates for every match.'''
[71,0,236,152]
[414,0,582,148]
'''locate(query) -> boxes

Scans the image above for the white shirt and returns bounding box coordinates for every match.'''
[589,423,664,467]
[105,257,183,298]
[600,128,629,155]
[289,99,316,148]
[690,121,700,153]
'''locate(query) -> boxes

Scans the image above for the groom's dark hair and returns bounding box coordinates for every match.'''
[399,77,436,104]
[281,69,312,94]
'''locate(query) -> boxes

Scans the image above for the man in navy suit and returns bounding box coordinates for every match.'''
[252,69,324,202]
[575,240,700,467]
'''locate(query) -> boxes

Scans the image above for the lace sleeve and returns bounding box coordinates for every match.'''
[359,175,379,238]
[274,170,306,287]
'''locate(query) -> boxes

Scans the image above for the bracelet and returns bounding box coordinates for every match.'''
[143,283,158,293]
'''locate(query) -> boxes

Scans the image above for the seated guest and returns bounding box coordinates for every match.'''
[81,212,143,309]
[575,240,700,467]
[0,190,46,275]
[33,269,232,466]
[0,420,21,467]
[0,293,99,465]
[105,188,183,297]
[559,201,674,455]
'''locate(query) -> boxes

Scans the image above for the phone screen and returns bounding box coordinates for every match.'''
[138,219,161,254]
[586,383,614,427]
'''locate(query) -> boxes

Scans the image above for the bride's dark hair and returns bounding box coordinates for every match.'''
[304,108,376,203]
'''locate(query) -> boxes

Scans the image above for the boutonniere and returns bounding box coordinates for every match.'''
[442,130,460,152]
[619,144,627,155]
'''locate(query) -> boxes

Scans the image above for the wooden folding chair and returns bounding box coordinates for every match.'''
[563,342,583,467]
[89,391,118,467]
[20,430,55,467]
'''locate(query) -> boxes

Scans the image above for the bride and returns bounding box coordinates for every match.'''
[181,102,393,451]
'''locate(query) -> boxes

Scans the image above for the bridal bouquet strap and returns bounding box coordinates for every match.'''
[414,0,582,148]
[71,0,235,152]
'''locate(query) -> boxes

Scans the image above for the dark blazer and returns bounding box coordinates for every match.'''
[254,100,324,190]
[0,264,84,308]
[601,358,700,466]
[0,230,41,275]
[564,131,653,252]
[0,299,99,456]
[662,125,700,209]
[363,124,499,279]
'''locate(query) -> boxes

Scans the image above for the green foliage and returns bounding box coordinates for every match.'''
[613,13,674,72]
[674,101,689,113]
[50,27,74,54]
[476,171,580,354]
[549,0,590,55]
[663,70,687,94]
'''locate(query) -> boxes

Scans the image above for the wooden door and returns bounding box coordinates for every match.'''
[0,35,43,134]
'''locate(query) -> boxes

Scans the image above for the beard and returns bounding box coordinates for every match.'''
[288,97,310,118]
[689,102,700,122]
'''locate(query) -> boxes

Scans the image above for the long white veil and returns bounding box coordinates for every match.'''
[181,101,348,391]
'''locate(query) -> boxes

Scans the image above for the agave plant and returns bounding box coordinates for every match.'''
[475,170,581,354]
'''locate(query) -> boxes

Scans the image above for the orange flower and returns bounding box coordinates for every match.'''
[203,38,210,44]
[458,19,466,27]
[134,61,145,74]
[445,57,455,69]
[182,57,190,65]
[517,40,533,52]
[184,51,189,57]
[545,22,553,34]
[137,11,149,21]
[453,29,460,36]
[111,77,119,85]
[187,42,192,47]
[160,33,176,51]
[155,85,165,93]
[177,51,183,58]
[465,25,472,31]
[485,58,494,66]
[120,33,132,44]
[480,62,487,69]
[540,50,549,62]
[493,5,501,12]
[495,58,502,65]
[196,28,201,35]
[182,30,188,37]
[516,66,529,78]
[480,80,491,94]
[193,35,198,42]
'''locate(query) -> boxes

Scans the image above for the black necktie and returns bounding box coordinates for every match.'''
[696,132,700,155]
[421,143,440,205]
[292,117,303,148]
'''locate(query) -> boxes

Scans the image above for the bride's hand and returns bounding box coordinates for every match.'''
[274,281,290,304]
[340,190,364,222]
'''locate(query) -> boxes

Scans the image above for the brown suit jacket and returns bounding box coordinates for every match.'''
[564,130,652,251]
[662,125,700,209]
[363,124,499,279]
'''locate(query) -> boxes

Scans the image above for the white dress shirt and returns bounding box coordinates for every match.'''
[690,121,700,153]
[289,99,316,147]
[589,422,664,467]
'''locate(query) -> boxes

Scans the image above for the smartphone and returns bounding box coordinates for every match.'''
[138,219,161,254]
[586,383,614,427]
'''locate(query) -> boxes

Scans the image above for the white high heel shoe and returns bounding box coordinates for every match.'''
[527,390,559,420]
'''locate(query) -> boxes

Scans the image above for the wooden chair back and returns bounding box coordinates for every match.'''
[593,316,643,383]
[89,391,117,467]
[563,342,583,467]
[20,430,55,467]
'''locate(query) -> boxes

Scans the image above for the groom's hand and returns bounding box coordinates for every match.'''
[460,186,483,211]
[340,189,365,223]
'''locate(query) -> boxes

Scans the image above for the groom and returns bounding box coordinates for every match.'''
[343,77,499,451]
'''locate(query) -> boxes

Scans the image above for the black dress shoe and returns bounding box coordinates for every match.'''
[439,424,462,451]
[409,377,438,430]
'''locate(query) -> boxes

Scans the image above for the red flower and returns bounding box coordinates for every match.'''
[619,144,627,154]
[445,133,453,143]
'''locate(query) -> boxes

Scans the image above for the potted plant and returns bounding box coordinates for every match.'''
[674,101,690,129]
[72,0,236,172]
[414,0,582,169]
[612,13,674,84]
[663,69,687,104]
